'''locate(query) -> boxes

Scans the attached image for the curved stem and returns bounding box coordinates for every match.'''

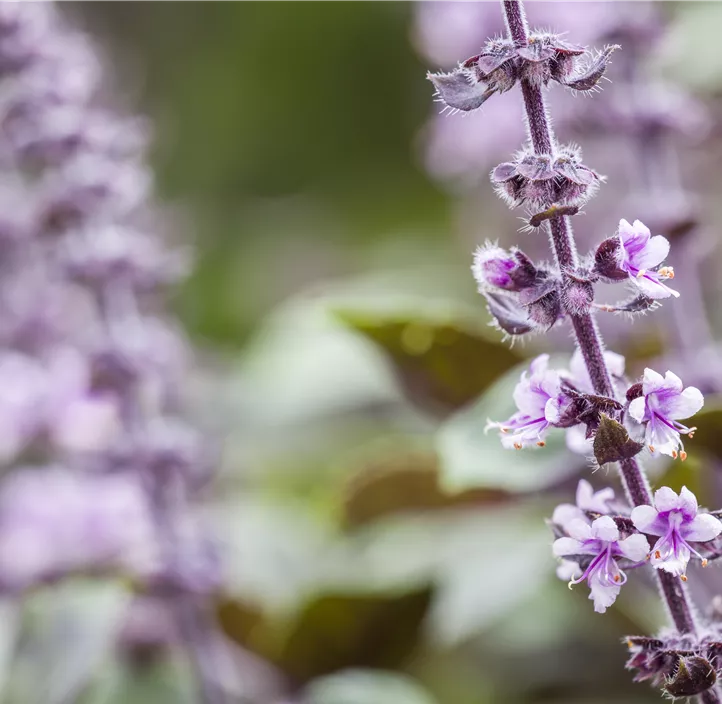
[501,0,713,678]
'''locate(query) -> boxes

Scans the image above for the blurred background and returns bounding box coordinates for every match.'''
[5,2,722,703]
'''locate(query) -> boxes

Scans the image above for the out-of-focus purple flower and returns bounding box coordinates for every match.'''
[631,486,721,578]
[628,368,703,458]
[616,219,678,299]
[486,354,568,449]
[0,466,156,590]
[552,479,615,529]
[553,515,649,613]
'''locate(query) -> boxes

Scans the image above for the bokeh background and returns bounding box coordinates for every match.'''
[6,2,722,703]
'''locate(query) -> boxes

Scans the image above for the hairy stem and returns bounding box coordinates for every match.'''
[501,0,709,653]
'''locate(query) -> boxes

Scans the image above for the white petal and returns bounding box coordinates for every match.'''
[553,536,584,558]
[678,486,698,518]
[566,518,593,542]
[628,397,646,423]
[603,351,626,379]
[631,504,666,536]
[683,514,722,543]
[529,354,550,376]
[635,234,670,270]
[589,574,620,614]
[552,504,586,529]
[632,220,652,238]
[565,425,592,455]
[556,560,580,581]
[618,533,650,562]
[575,479,594,507]
[651,541,689,577]
[654,486,680,513]
[642,368,667,395]
[660,386,704,422]
[590,515,619,542]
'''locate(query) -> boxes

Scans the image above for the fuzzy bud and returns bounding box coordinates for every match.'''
[472,243,537,292]
[593,237,628,281]
[562,273,594,315]
[520,279,562,330]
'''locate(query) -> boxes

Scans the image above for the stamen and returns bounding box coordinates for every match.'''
[680,451,687,461]
[536,440,546,447]
[613,574,620,582]
[655,550,661,559]
[702,559,709,568]
[513,442,522,450]
[649,445,655,453]
[681,574,688,582]
[672,450,678,460]
[658,266,675,279]
[636,269,646,279]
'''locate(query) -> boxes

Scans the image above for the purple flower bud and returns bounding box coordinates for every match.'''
[631,486,721,578]
[616,219,678,299]
[628,368,703,458]
[471,243,536,292]
[553,515,649,613]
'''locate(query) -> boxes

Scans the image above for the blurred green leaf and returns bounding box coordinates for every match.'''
[341,446,508,529]
[333,303,521,416]
[304,669,438,704]
[277,588,432,683]
[436,359,580,493]
[684,397,722,462]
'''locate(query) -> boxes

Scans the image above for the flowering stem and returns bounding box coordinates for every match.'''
[501,0,709,654]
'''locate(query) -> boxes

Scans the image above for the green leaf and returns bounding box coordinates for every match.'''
[304,669,438,704]
[341,447,508,529]
[593,414,644,466]
[436,359,579,492]
[332,302,522,416]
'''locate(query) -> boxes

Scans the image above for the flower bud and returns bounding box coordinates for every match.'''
[593,237,628,281]
[520,279,561,330]
[472,243,537,292]
[562,274,594,315]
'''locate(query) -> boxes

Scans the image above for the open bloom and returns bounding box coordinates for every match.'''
[631,486,721,578]
[616,219,678,299]
[554,516,649,613]
[486,354,568,449]
[628,368,703,458]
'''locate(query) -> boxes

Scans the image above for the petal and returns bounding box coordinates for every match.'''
[646,419,681,457]
[659,386,704,422]
[628,397,647,423]
[654,486,681,513]
[553,536,585,558]
[556,560,580,581]
[588,574,620,614]
[575,479,594,508]
[631,504,667,536]
[552,503,586,529]
[565,425,592,455]
[566,518,593,542]
[618,533,650,562]
[632,273,679,300]
[529,354,550,376]
[682,513,722,543]
[678,486,698,520]
[651,541,689,576]
[590,515,619,543]
[634,235,670,271]
[642,368,667,396]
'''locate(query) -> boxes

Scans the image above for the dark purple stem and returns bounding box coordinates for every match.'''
[501,0,708,653]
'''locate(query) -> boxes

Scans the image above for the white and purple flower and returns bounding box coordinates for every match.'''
[486,354,568,449]
[554,516,649,613]
[616,219,678,299]
[552,479,616,529]
[631,486,721,579]
[628,368,703,459]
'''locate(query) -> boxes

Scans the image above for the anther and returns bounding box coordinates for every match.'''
[658,266,675,279]
[680,451,688,461]
[637,269,646,279]
[681,574,688,582]
[672,450,678,459]
[702,559,709,568]
[655,550,661,559]
[513,442,522,450]
[649,445,655,453]
[536,440,546,447]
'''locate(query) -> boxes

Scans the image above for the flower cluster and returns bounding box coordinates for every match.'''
[0,0,224,684]
[551,481,722,613]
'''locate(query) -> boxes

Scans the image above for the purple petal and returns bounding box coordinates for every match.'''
[633,234,670,271]
[618,533,650,562]
[631,504,667,536]
[641,368,668,396]
[658,386,704,422]
[682,513,722,543]
[678,486,699,520]
[566,518,593,542]
[428,69,496,111]
[552,503,586,529]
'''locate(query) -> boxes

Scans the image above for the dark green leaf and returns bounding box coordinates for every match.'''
[593,414,643,466]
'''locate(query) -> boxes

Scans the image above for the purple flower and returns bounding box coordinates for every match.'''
[616,219,678,299]
[554,516,649,613]
[631,486,721,578]
[552,479,615,528]
[486,354,567,449]
[628,368,703,458]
